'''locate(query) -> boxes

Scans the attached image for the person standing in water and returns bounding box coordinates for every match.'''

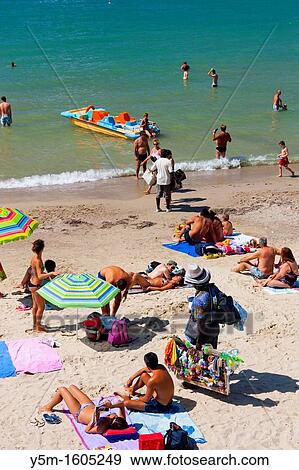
[0,96,12,126]
[277,141,295,177]
[208,68,218,87]
[181,62,190,80]
[273,89,287,111]
[212,124,232,159]
[134,131,150,179]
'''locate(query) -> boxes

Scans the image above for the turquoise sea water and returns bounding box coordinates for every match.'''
[1,0,299,187]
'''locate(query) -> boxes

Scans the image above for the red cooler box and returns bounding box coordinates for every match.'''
[139,433,164,450]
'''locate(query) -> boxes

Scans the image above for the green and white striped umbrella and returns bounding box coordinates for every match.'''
[38,273,119,309]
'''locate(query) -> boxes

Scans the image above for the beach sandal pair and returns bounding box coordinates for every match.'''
[30,412,45,428]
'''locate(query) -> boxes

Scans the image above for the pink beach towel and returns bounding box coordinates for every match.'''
[65,396,138,450]
[7,337,63,375]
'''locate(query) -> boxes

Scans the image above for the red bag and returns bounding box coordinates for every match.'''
[83,313,105,342]
[139,433,164,450]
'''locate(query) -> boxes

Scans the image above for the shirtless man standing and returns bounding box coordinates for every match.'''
[134,131,150,179]
[231,237,280,279]
[98,266,133,315]
[0,96,12,126]
[116,352,174,412]
[273,89,283,112]
[212,124,231,159]
[179,208,216,244]
[181,61,190,80]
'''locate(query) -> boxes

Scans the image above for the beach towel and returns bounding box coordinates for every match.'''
[6,337,63,375]
[128,285,189,295]
[163,242,199,257]
[164,233,255,258]
[129,399,206,444]
[65,396,138,450]
[0,341,17,378]
[263,281,299,295]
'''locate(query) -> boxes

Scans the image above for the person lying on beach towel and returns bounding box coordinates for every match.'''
[40,385,128,434]
[146,260,178,280]
[115,352,174,413]
[130,272,185,292]
[231,237,280,279]
[256,247,298,288]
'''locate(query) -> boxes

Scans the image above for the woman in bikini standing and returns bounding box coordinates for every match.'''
[29,239,58,332]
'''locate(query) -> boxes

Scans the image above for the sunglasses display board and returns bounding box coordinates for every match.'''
[165,336,244,396]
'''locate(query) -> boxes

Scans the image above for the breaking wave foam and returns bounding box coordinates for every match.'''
[0,153,288,189]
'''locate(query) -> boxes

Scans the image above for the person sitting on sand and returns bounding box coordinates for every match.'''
[115,352,174,412]
[178,208,216,245]
[222,213,233,236]
[231,237,280,279]
[209,210,224,242]
[257,247,298,288]
[39,385,128,434]
[129,272,184,292]
[98,266,133,316]
[28,240,59,333]
[147,260,178,281]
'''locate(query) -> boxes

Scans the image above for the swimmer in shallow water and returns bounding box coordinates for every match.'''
[208,68,218,87]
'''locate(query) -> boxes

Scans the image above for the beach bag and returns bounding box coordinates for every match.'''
[175,169,186,183]
[184,310,198,343]
[164,422,193,450]
[108,319,129,346]
[83,312,105,342]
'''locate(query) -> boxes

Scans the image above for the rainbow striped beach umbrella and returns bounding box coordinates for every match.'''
[37,273,120,338]
[0,208,39,245]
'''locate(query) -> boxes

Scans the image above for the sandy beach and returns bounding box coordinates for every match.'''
[1,166,298,450]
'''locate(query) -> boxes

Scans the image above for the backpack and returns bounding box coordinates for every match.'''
[208,285,241,326]
[164,422,193,450]
[108,319,129,347]
[83,312,105,342]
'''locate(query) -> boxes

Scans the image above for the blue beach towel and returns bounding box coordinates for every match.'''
[0,341,16,378]
[162,242,199,257]
[129,399,206,444]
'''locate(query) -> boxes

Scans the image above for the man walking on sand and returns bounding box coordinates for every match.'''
[277,141,295,177]
[212,124,231,159]
[0,96,12,126]
[151,149,173,212]
[134,131,150,179]
[231,237,280,279]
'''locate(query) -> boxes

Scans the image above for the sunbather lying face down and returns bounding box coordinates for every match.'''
[130,273,184,291]
[39,385,128,434]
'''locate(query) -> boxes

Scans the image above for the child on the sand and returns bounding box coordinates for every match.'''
[39,385,128,434]
[277,141,295,177]
[222,214,233,236]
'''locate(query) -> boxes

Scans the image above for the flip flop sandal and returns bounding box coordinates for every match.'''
[30,413,45,427]
[61,330,76,337]
[43,413,62,424]
[16,305,31,311]
[12,290,24,296]
[25,328,35,334]
[0,293,8,299]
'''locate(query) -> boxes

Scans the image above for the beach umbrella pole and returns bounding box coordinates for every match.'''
[76,308,79,340]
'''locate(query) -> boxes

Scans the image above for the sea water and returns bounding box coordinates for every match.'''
[0,0,298,188]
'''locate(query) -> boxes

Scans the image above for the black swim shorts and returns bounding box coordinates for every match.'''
[216,146,227,153]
